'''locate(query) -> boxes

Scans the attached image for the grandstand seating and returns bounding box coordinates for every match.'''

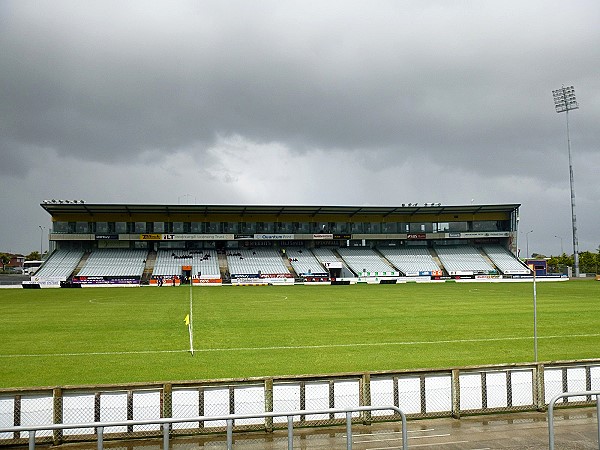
[33,249,84,279]
[336,247,398,276]
[77,249,147,277]
[285,248,328,276]
[311,247,341,266]
[435,246,495,275]
[152,250,220,278]
[482,245,531,275]
[227,248,290,276]
[379,247,441,276]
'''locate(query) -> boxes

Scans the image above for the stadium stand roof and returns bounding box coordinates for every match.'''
[40,203,521,218]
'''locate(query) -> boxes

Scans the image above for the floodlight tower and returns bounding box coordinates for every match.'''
[552,85,579,277]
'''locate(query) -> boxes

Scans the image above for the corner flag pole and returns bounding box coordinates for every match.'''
[185,282,194,356]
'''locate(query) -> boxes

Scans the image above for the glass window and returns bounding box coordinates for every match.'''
[473,221,498,232]
[277,222,293,233]
[95,222,108,233]
[173,222,184,233]
[334,222,348,233]
[315,222,331,233]
[76,222,89,233]
[134,222,146,233]
[364,222,381,233]
[295,222,310,233]
[115,222,127,233]
[351,222,363,233]
[437,222,450,232]
[53,222,68,233]
[153,222,165,233]
[382,222,397,233]
[256,222,274,233]
[408,223,432,233]
[240,222,256,233]
[448,222,468,232]
[191,222,203,233]
[207,222,220,233]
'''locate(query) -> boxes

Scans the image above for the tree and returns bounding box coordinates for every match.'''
[578,251,596,274]
[0,253,9,270]
[26,251,41,261]
[547,253,573,274]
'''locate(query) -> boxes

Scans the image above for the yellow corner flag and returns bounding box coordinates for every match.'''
[184,314,190,326]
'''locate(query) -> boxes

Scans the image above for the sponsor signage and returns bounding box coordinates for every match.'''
[254,234,295,240]
[140,234,162,240]
[446,232,510,239]
[73,276,140,285]
[234,234,254,240]
[195,278,222,284]
[140,233,232,240]
[407,233,426,240]
[259,273,294,279]
[333,234,351,240]
[96,234,119,240]
[313,234,333,240]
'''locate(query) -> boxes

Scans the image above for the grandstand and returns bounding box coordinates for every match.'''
[32,202,531,286]
[32,249,84,279]
[336,247,399,276]
[77,249,147,277]
[227,248,291,278]
[435,246,496,276]
[153,249,220,279]
[286,248,328,277]
[483,245,531,275]
[379,246,442,276]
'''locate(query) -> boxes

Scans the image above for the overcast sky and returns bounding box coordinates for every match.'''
[1,0,599,257]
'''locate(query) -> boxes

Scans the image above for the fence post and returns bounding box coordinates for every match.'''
[533,364,546,411]
[360,373,372,425]
[264,378,274,433]
[162,384,172,419]
[52,388,63,445]
[13,395,21,440]
[329,380,335,421]
[127,391,134,433]
[451,369,460,419]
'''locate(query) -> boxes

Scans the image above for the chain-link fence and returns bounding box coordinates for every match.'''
[1,360,600,446]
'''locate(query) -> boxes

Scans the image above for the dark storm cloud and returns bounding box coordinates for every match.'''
[2,0,598,172]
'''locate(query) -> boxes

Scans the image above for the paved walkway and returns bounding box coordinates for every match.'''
[26,409,599,450]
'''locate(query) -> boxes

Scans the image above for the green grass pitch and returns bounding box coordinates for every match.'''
[0,280,598,388]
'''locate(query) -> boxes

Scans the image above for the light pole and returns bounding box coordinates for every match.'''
[554,235,563,255]
[526,230,533,258]
[552,85,579,277]
[38,226,44,258]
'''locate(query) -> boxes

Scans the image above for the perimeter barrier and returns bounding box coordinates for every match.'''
[0,405,407,450]
[548,390,600,450]
[1,359,599,447]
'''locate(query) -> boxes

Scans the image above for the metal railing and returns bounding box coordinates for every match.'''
[548,390,600,450]
[0,405,407,450]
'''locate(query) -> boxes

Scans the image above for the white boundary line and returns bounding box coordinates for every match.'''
[1,333,598,359]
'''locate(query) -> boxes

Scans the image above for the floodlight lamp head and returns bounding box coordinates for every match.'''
[552,85,578,113]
